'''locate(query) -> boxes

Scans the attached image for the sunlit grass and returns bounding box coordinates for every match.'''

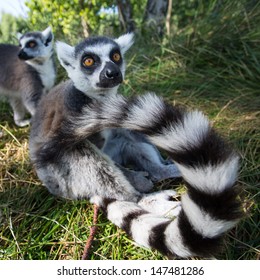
[0,0,259,260]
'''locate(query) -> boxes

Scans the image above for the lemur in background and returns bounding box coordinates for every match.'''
[29,34,243,258]
[0,27,55,127]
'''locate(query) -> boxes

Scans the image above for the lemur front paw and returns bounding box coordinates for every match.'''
[150,164,182,182]
[131,171,154,192]
[138,190,182,218]
[121,169,154,193]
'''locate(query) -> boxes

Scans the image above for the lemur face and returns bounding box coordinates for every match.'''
[18,27,53,62]
[56,33,134,96]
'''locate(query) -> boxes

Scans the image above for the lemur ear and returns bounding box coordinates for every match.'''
[56,41,76,70]
[42,26,53,45]
[17,32,23,40]
[115,33,134,54]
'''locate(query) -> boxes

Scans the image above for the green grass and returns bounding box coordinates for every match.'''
[0,0,259,260]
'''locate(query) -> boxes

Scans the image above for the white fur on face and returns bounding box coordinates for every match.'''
[56,34,134,97]
[75,43,125,96]
[19,28,54,66]
[20,36,53,60]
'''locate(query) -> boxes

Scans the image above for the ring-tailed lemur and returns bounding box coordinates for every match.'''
[29,34,243,258]
[71,33,180,188]
[0,27,55,127]
[30,33,181,194]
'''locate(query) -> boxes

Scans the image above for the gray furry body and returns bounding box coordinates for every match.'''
[0,27,55,126]
[30,80,142,201]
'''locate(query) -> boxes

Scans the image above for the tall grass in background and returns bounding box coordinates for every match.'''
[0,0,259,259]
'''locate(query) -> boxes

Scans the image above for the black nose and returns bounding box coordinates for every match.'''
[97,62,123,88]
[18,50,31,60]
[105,68,120,79]
[18,50,24,58]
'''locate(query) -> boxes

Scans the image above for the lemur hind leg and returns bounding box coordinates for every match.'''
[35,141,181,217]
[9,96,30,127]
[34,141,142,202]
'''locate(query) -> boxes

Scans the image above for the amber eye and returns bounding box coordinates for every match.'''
[82,57,94,67]
[112,52,121,62]
[28,41,36,48]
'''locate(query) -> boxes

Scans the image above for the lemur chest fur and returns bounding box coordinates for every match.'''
[26,58,55,92]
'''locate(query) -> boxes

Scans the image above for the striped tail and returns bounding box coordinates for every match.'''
[81,93,244,258]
